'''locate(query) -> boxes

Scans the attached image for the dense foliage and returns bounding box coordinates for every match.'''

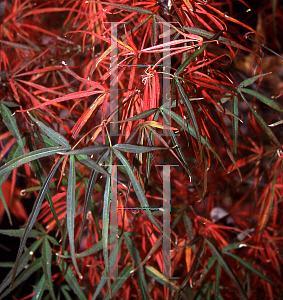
[0,0,283,299]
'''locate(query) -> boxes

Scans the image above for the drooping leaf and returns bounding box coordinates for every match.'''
[58,256,87,300]
[124,233,150,300]
[175,31,223,76]
[66,155,82,279]
[0,237,43,296]
[112,148,161,232]
[42,238,56,300]
[223,252,279,289]
[205,238,248,300]
[238,90,281,147]
[10,158,64,288]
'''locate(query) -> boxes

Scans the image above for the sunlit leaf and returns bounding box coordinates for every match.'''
[145,265,178,290]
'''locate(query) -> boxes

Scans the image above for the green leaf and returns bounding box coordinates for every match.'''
[240,87,283,112]
[238,73,271,88]
[102,166,111,295]
[118,108,158,122]
[113,144,168,153]
[58,256,87,300]
[205,238,248,300]
[91,237,123,300]
[231,95,239,155]
[145,265,178,290]
[103,265,133,300]
[59,145,109,156]
[0,147,68,177]
[90,1,155,15]
[175,78,202,163]
[224,252,279,289]
[184,27,249,51]
[175,31,223,76]
[0,237,43,295]
[42,238,56,300]
[214,262,221,299]
[0,103,26,155]
[32,275,46,300]
[0,258,42,299]
[164,108,225,170]
[0,229,40,238]
[124,233,150,300]
[10,158,63,288]
[113,148,161,232]
[238,90,281,147]
[66,155,82,279]
[28,113,71,148]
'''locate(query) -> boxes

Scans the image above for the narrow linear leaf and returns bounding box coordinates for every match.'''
[205,238,248,300]
[164,108,225,170]
[175,31,223,76]
[224,252,279,289]
[240,87,283,112]
[58,145,109,156]
[42,238,56,300]
[102,168,111,296]
[238,73,271,88]
[103,265,133,300]
[145,265,178,290]
[124,233,150,300]
[118,108,158,122]
[0,237,43,295]
[175,78,202,163]
[0,229,40,238]
[91,235,123,300]
[238,90,281,147]
[214,262,221,299]
[184,27,249,51]
[113,148,161,232]
[67,155,82,279]
[58,256,87,300]
[0,147,68,177]
[0,103,25,155]
[28,113,70,148]
[113,144,168,153]
[0,258,42,300]
[231,95,239,155]
[90,1,155,15]
[10,157,64,288]
[32,275,45,300]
